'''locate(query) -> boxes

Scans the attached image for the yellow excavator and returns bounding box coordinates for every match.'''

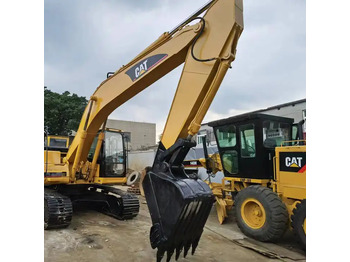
[44,1,244,261]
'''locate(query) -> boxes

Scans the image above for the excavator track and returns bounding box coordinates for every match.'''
[44,189,73,229]
[94,184,140,220]
[59,184,139,220]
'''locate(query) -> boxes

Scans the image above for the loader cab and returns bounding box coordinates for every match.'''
[87,128,127,177]
[208,113,294,180]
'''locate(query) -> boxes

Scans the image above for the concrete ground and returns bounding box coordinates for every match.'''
[44,186,306,262]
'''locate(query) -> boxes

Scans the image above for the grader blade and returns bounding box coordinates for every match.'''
[143,139,215,261]
[215,197,228,224]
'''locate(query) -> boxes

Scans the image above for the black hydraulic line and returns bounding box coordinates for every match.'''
[168,0,216,62]
[169,0,214,35]
[106,72,114,78]
[189,17,216,63]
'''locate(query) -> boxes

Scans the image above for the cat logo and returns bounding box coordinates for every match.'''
[285,157,303,168]
[279,152,306,172]
[125,54,168,81]
[135,60,148,78]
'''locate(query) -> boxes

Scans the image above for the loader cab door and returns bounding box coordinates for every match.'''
[215,122,260,178]
[238,123,258,178]
[215,124,239,175]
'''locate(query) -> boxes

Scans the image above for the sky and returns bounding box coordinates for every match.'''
[44,0,306,138]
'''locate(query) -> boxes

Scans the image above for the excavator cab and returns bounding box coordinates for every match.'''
[87,128,127,177]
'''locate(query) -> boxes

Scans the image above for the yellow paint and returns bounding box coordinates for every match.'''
[216,197,227,224]
[202,144,306,228]
[275,145,306,200]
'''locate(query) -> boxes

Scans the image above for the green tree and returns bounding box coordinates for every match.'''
[44,87,88,135]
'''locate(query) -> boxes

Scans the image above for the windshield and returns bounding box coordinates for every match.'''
[263,121,291,148]
[105,132,124,159]
[104,131,125,176]
[88,131,125,176]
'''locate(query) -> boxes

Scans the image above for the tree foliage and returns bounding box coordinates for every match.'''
[44,87,88,135]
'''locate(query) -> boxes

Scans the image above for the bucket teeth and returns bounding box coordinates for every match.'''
[143,148,215,262]
[175,246,182,260]
[183,243,191,258]
[157,249,165,262]
[166,249,174,262]
[191,236,200,255]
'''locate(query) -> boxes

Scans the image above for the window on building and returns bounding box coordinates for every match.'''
[197,134,206,145]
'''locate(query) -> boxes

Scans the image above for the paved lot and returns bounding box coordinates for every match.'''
[44,187,306,262]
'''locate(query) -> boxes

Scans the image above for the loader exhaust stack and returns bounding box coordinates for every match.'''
[143,139,214,262]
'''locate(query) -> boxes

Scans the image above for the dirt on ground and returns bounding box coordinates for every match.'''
[44,187,306,262]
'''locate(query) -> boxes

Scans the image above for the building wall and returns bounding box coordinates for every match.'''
[128,149,156,171]
[261,100,306,123]
[106,119,156,151]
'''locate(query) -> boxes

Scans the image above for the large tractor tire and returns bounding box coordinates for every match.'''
[234,185,288,242]
[291,199,306,248]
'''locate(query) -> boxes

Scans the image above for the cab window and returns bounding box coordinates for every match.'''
[262,121,291,148]
[240,124,256,158]
[216,125,236,148]
[49,138,68,148]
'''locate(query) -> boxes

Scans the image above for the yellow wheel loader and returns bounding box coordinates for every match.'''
[198,113,306,247]
[44,1,244,261]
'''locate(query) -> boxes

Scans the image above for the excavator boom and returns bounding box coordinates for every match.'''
[62,1,244,261]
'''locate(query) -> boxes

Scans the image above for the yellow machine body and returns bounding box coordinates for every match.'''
[274,144,306,201]
[44,1,245,260]
[207,144,306,222]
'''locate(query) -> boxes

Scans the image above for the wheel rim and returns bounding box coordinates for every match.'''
[241,198,266,229]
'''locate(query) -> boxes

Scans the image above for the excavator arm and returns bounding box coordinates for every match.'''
[65,1,243,261]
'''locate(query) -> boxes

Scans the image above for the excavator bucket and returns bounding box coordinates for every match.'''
[143,139,215,262]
